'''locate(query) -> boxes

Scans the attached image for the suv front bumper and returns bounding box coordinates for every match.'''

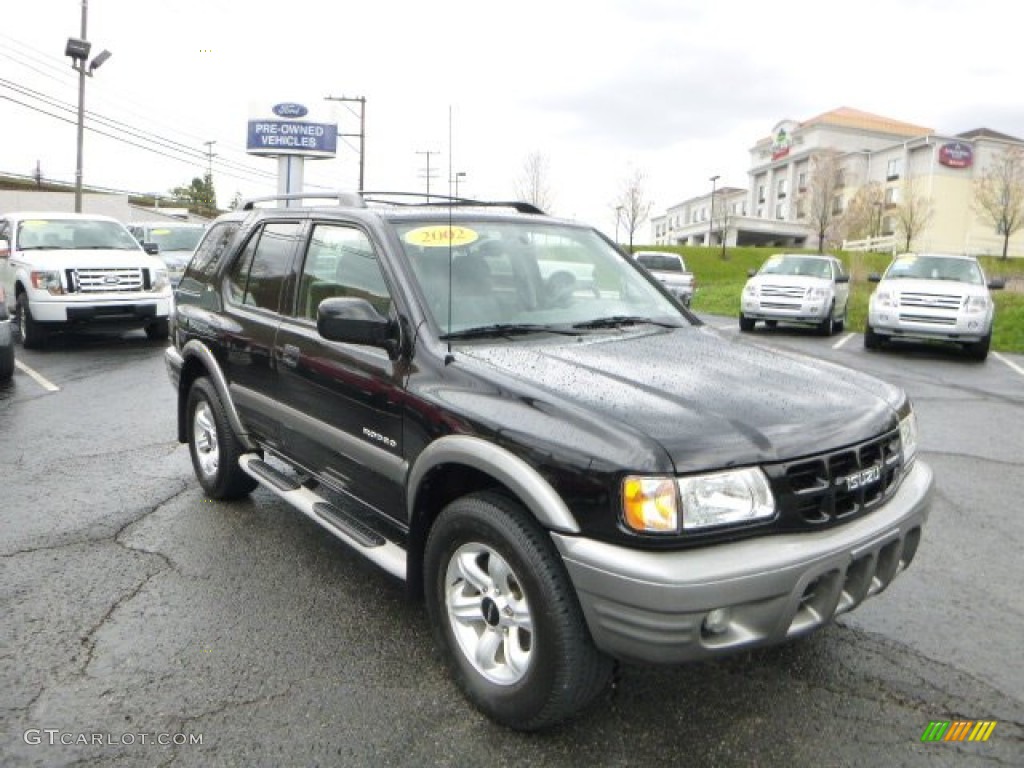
[552,460,932,664]
[869,308,991,342]
[741,297,830,324]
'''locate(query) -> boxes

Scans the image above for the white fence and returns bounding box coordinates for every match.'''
[841,234,897,253]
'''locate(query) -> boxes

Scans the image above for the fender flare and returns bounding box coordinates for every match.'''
[407,435,580,534]
[180,339,259,453]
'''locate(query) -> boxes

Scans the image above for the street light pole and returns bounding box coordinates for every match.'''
[65,0,111,213]
[708,175,720,248]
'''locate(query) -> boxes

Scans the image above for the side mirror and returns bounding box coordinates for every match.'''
[143,242,160,255]
[988,278,1006,290]
[317,297,399,358]
[0,238,9,257]
[747,269,756,278]
[868,273,882,283]
[835,274,850,284]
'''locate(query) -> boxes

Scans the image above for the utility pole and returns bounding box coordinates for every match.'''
[708,175,720,248]
[324,95,366,191]
[203,140,217,215]
[416,150,439,201]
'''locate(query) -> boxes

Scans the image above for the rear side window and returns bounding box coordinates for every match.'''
[226,222,301,312]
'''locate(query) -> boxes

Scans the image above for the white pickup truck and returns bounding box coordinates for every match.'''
[633,250,695,306]
[0,212,173,348]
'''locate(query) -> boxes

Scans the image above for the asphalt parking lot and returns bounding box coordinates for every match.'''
[1,324,1022,767]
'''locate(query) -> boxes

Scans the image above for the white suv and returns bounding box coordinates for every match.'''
[0,212,173,348]
[740,253,850,335]
[865,253,1003,360]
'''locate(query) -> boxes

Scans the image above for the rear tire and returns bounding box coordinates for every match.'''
[16,293,47,349]
[424,491,613,731]
[186,377,258,499]
[739,314,755,332]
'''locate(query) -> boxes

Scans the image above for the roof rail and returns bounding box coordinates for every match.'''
[240,192,367,211]
[359,191,546,215]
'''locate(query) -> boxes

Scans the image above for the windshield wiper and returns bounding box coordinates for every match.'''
[571,315,681,330]
[440,323,578,340]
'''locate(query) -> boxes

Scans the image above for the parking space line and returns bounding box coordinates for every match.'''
[832,333,855,350]
[992,351,1024,379]
[14,360,60,392]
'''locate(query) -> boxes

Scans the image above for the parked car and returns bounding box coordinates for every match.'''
[166,193,931,730]
[127,221,206,287]
[633,250,695,306]
[865,252,1003,360]
[0,212,173,348]
[0,284,14,381]
[740,253,850,335]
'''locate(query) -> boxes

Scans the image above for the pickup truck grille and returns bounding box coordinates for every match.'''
[760,285,806,299]
[899,291,963,310]
[765,428,904,529]
[67,268,147,293]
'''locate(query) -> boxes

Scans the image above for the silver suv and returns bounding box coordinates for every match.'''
[865,253,1003,360]
[740,253,850,335]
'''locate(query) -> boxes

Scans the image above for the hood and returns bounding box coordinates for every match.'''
[455,326,904,472]
[878,278,985,298]
[16,248,164,271]
[748,274,832,290]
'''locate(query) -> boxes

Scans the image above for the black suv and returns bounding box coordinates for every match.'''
[166,193,932,730]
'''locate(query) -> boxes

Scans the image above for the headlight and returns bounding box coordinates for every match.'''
[874,290,896,309]
[678,467,775,530]
[30,270,64,295]
[807,286,829,300]
[622,476,678,533]
[151,268,170,291]
[744,283,759,297]
[899,411,919,469]
[965,295,989,314]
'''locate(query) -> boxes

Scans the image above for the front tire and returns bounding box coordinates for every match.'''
[964,333,991,361]
[16,293,47,349]
[0,340,13,381]
[424,491,613,731]
[146,318,170,341]
[739,314,755,332]
[186,377,258,499]
[864,324,882,350]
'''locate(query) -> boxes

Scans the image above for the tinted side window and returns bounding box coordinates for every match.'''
[226,222,300,312]
[297,223,392,320]
[186,221,241,280]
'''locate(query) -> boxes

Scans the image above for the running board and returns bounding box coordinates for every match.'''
[239,453,407,581]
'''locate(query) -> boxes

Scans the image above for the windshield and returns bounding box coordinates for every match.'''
[17,219,141,251]
[393,218,688,335]
[145,226,205,252]
[758,255,832,278]
[636,253,683,272]
[883,254,983,284]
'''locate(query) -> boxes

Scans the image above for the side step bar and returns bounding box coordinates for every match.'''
[239,453,407,581]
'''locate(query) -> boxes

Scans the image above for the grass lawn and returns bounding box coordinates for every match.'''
[650,246,1024,354]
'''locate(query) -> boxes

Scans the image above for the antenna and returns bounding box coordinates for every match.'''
[445,105,454,361]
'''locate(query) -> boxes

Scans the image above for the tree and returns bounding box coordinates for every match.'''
[712,189,733,259]
[514,151,554,212]
[972,146,1024,259]
[170,172,218,217]
[800,151,845,252]
[893,176,934,252]
[840,182,885,242]
[613,169,653,253]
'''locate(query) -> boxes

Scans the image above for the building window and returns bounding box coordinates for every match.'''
[796,200,805,219]
[777,178,787,199]
[886,158,901,181]
[831,196,843,215]
[884,186,900,207]
[797,172,807,191]
[881,216,894,236]
[836,169,847,189]
[757,185,766,203]
[775,203,786,220]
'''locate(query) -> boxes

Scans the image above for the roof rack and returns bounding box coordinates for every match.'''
[240,192,367,211]
[356,191,547,215]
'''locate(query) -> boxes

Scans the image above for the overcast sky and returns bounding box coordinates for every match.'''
[2,0,1022,237]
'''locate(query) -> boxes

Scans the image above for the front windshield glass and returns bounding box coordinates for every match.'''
[392,218,688,335]
[758,254,832,278]
[146,226,205,252]
[883,254,983,284]
[17,219,140,251]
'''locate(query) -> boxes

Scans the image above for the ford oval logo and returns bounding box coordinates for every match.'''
[272,102,308,119]
[103,275,121,285]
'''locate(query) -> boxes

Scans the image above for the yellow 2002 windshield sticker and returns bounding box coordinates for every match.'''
[404,225,479,248]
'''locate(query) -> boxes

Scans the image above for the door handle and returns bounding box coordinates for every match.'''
[281,343,300,368]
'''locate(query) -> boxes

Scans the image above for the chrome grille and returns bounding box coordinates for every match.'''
[760,285,806,298]
[897,313,957,326]
[899,291,962,310]
[71,268,146,293]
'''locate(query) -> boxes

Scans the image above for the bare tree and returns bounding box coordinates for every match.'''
[840,182,885,242]
[972,146,1024,259]
[893,176,935,252]
[514,151,554,212]
[613,169,653,253]
[800,151,845,252]
[713,190,733,259]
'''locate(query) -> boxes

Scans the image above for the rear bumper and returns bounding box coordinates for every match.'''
[553,460,932,664]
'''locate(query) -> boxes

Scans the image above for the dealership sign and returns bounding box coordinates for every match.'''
[246,102,337,157]
[938,141,973,169]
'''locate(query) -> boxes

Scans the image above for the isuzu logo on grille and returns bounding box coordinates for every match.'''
[840,464,881,491]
